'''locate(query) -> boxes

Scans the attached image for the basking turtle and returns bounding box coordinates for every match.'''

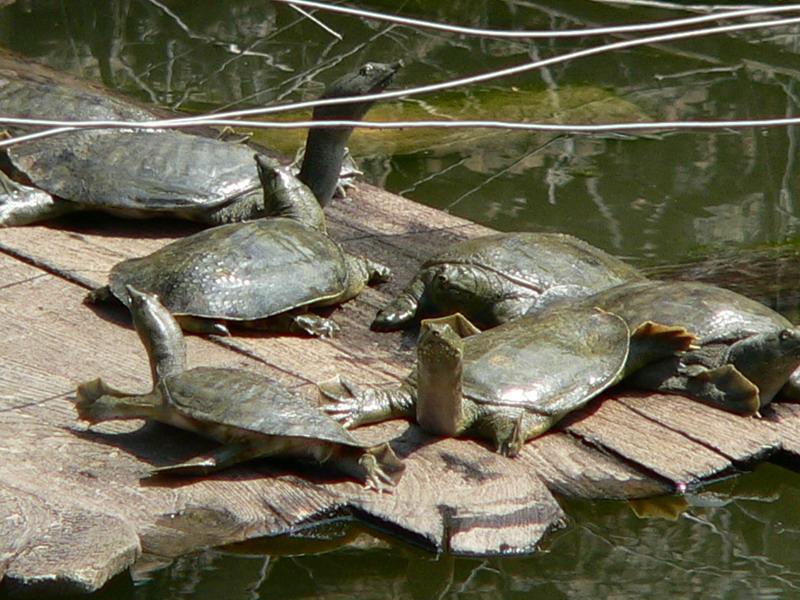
[578,280,800,414]
[89,155,390,337]
[75,286,405,491]
[0,54,400,226]
[372,232,645,331]
[323,308,694,455]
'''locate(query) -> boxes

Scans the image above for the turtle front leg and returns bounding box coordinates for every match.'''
[0,171,79,226]
[780,368,800,401]
[371,276,426,331]
[289,313,340,337]
[266,312,340,338]
[477,411,555,457]
[319,376,416,428]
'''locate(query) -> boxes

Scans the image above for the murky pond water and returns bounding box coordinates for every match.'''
[3,1,800,597]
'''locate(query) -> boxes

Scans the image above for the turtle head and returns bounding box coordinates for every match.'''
[416,316,468,436]
[254,154,326,233]
[314,61,402,121]
[299,61,401,207]
[424,264,499,328]
[126,285,187,386]
[727,327,800,406]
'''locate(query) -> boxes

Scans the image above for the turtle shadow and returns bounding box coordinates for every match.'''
[45,210,204,241]
[82,293,336,342]
[69,420,218,470]
[81,293,133,330]
[68,419,404,490]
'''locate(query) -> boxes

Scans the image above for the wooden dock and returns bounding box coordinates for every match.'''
[3,182,800,596]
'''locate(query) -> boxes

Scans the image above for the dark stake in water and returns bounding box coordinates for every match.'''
[1,1,800,597]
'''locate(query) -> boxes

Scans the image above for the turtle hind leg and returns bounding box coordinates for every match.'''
[174,315,231,336]
[148,442,260,478]
[0,171,80,226]
[330,443,405,492]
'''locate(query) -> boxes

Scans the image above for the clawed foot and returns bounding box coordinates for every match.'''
[360,454,397,494]
[359,442,405,493]
[319,376,364,428]
[293,314,340,338]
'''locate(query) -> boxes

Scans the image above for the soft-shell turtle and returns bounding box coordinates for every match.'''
[89,155,390,337]
[372,232,645,331]
[75,286,405,491]
[0,55,400,226]
[323,308,694,455]
[577,280,800,414]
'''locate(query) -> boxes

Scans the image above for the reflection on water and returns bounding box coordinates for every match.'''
[78,464,800,600]
[3,1,800,598]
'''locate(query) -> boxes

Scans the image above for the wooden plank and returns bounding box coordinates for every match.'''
[762,403,800,460]
[615,392,783,462]
[0,252,564,594]
[563,396,735,486]
[519,432,670,499]
[0,113,795,591]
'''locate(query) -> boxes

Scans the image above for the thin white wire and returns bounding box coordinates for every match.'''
[271,0,800,39]
[1,14,800,148]
[2,116,799,142]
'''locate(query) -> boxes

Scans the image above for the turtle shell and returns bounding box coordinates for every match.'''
[584,280,790,344]
[0,51,155,123]
[427,232,644,294]
[6,129,260,214]
[108,219,351,320]
[164,366,367,448]
[456,306,631,415]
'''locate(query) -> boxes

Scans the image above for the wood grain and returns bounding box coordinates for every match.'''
[2,59,799,594]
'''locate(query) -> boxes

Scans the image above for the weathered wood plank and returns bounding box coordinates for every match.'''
[615,392,783,463]
[0,121,796,593]
[519,433,670,499]
[564,396,735,486]
[0,251,564,594]
[763,403,800,460]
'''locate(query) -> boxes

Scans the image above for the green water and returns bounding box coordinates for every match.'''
[3,1,800,597]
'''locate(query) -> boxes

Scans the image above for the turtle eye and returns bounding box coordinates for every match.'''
[436,273,449,289]
[780,329,793,341]
[360,64,375,77]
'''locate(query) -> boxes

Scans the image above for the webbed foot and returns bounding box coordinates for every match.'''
[359,443,405,493]
[366,259,392,285]
[0,171,77,226]
[175,315,231,336]
[319,377,369,428]
[291,313,340,338]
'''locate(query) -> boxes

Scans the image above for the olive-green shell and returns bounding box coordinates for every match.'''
[108,219,351,320]
[164,366,368,448]
[7,130,260,213]
[584,280,790,344]
[426,232,644,294]
[426,307,631,415]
